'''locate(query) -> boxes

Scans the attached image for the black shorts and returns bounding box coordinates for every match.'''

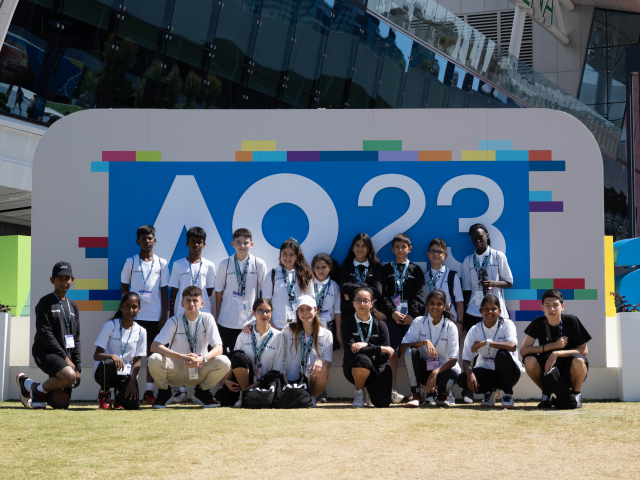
[463,312,482,332]
[136,320,159,353]
[32,350,70,377]
[524,352,589,383]
[218,325,243,356]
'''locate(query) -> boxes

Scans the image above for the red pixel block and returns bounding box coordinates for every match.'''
[78,237,108,248]
[553,278,585,289]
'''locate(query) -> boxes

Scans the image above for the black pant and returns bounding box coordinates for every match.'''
[523,352,589,385]
[94,357,140,410]
[457,350,521,395]
[343,354,392,408]
[407,347,459,393]
[215,350,255,406]
[218,324,243,355]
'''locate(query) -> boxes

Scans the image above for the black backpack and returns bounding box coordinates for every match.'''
[540,320,578,409]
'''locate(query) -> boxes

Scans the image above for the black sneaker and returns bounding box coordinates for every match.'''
[317,390,328,403]
[30,384,46,409]
[537,394,552,409]
[192,387,219,408]
[461,389,474,404]
[152,388,174,409]
[16,373,31,408]
[573,392,583,408]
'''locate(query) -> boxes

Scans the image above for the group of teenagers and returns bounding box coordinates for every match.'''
[17,223,592,410]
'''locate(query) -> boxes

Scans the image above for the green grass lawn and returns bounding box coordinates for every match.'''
[1,400,638,479]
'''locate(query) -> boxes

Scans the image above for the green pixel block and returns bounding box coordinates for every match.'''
[363,140,402,151]
[136,151,161,162]
[103,300,121,311]
[530,278,554,289]
[574,289,598,300]
[0,236,31,315]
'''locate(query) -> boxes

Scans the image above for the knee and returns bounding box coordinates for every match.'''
[524,356,540,372]
[230,351,249,370]
[215,354,231,372]
[571,357,587,373]
[148,353,163,367]
[352,354,372,370]
[59,367,76,387]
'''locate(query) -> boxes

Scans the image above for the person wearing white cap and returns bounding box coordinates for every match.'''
[281,295,333,406]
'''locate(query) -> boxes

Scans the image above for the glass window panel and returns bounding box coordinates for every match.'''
[588,9,606,49]
[281,82,315,108]
[252,0,298,80]
[93,0,121,8]
[579,47,608,105]
[318,0,365,106]
[425,55,451,108]
[446,67,472,108]
[374,28,410,108]
[123,0,173,29]
[400,37,433,108]
[606,10,640,47]
[213,0,262,66]
[286,0,332,94]
[317,97,341,109]
[609,46,626,104]
[171,0,220,46]
[606,102,625,127]
[347,14,387,108]
[162,37,207,108]
[243,68,282,108]
[204,53,244,109]
[386,0,410,31]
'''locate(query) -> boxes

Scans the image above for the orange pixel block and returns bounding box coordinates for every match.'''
[76,300,104,311]
[529,150,552,161]
[419,151,452,161]
[235,151,252,162]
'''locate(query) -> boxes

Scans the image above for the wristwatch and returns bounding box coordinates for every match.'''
[485,339,492,348]
[202,355,208,365]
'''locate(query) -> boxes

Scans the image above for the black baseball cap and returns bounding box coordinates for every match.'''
[52,262,73,278]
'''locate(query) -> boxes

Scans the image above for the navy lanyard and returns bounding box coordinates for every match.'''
[314,281,330,311]
[392,261,409,296]
[473,249,491,275]
[281,266,297,306]
[356,317,373,343]
[354,264,368,283]
[250,326,273,366]
[54,292,71,334]
[427,267,445,291]
[182,314,201,353]
[234,255,249,296]
[299,330,314,367]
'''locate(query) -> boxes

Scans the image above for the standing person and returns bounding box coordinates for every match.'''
[520,289,591,409]
[215,228,267,355]
[380,233,426,404]
[168,226,217,402]
[17,262,81,410]
[13,86,24,115]
[457,295,524,409]
[281,296,333,407]
[339,233,383,323]
[262,238,313,329]
[148,286,230,408]
[400,289,460,408]
[120,224,170,405]
[460,223,513,404]
[219,298,284,407]
[93,292,147,410]
[341,287,394,408]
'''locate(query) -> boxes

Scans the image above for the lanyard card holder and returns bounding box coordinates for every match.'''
[483,356,496,370]
[65,334,75,349]
[285,305,296,323]
[189,367,199,380]
[117,360,132,376]
[139,290,152,304]
[426,359,440,371]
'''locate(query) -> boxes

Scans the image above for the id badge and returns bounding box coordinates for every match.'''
[472,289,484,305]
[399,301,408,315]
[232,291,242,306]
[239,301,251,323]
[320,310,331,327]
[483,357,496,370]
[286,305,296,323]
[426,359,440,371]
[139,290,152,304]
[391,295,401,308]
[117,360,132,376]
[189,367,199,380]
[64,334,75,349]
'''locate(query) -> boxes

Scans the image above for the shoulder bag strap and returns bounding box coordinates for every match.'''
[447,269,456,305]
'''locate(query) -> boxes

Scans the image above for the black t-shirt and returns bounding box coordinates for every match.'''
[32,293,81,370]
[524,314,591,350]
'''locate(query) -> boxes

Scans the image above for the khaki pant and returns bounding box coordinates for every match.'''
[148,353,230,390]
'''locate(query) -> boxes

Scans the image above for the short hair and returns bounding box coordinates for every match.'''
[468,223,491,246]
[311,253,333,270]
[541,289,564,304]
[392,233,411,248]
[186,227,207,242]
[428,238,447,250]
[182,285,202,298]
[137,224,155,239]
[233,228,252,241]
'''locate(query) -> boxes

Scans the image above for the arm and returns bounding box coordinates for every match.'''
[120,258,132,294]
[334,313,342,346]
[125,356,142,399]
[121,282,130,294]
[483,279,513,289]
[462,359,478,392]
[407,266,426,322]
[94,346,125,370]
[169,288,177,317]
[426,357,458,392]
[456,301,464,337]
[520,334,572,357]
[339,264,361,302]
[159,286,168,328]
[71,306,82,372]
[215,291,223,322]
[34,301,68,359]
[151,341,188,363]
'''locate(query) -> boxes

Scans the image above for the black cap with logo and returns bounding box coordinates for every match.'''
[52,262,73,278]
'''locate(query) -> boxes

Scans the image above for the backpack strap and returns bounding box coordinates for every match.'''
[447,269,457,305]
[271,268,276,293]
[168,316,179,350]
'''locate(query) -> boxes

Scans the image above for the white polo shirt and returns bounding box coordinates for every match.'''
[233,326,284,378]
[262,267,314,329]
[120,254,170,321]
[461,247,512,318]
[169,257,217,317]
[93,319,147,374]
[281,324,333,382]
[401,315,461,374]
[154,312,222,356]
[313,278,342,328]
[215,254,268,329]
[425,266,464,321]
[462,319,524,373]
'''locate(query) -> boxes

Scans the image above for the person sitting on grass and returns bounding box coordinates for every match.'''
[341,287,394,408]
[520,289,591,409]
[93,292,147,410]
[148,286,230,408]
[219,298,284,407]
[457,294,524,409]
[400,289,460,408]
[17,262,81,410]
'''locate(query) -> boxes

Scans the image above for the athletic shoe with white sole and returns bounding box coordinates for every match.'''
[405,392,422,408]
[573,392,583,408]
[30,384,47,410]
[481,390,500,408]
[423,392,436,406]
[310,396,317,408]
[352,389,365,408]
[447,391,456,405]
[501,394,515,409]
[317,390,328,403]
[143,390,156,405]
[233,397,242,408]
[173,387,188,403]
[435,390,450,407]
[391,390,404,404]
[98,391,111,410]
[152,388,174,409]
[192,387,219,408]
[537,394,551,409]
[16,373,31,408]
[461,389,474,404]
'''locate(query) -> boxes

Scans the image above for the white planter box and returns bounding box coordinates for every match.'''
[0,312,11,401]
[617,312,640,401]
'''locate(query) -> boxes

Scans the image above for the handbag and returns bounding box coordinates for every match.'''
[242,371,280,409]
[276,371,312,409]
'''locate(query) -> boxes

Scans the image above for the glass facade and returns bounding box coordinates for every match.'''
[0,0,525,126]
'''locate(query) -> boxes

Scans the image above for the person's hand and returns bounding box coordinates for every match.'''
[456,322,463,340]
[392,311,405,324]
[471,340,486,353]
[224,378,240,392]
[480,279,494,288]
[158,312,168,330]
[242,325,252,334]
[552,336,568,350]
[125,380,138,399]
[112,354,125,371]
[65,357,76,371]
[351,342,368,354]
[423,340,437,359]
[467,372,478,392]
[73,370,81,388]
[183,353,198,368]
[544,351,558,374]
[403,315,414,326]
[310,360,324,377]
[380,346,395,356]
[426,369,439,392]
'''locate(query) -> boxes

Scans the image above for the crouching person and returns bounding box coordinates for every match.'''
[520,289,590,409]
[148,286,230,408]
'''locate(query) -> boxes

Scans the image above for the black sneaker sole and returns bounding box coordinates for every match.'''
[152,396,174,409]
[191,395,219,408]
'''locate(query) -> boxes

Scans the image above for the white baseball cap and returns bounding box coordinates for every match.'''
[296,295,317,310]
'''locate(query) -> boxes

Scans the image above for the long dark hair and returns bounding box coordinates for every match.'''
[293,307,321,355]
[353,287,386,321]
[480,294,504,324]
[112,292,141,321]
[279,238,313,292]
[426,289,454,322]
[343,233,379,267]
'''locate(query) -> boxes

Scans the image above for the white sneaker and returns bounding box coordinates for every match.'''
[310,396,317,408]
[481,390,500,408]
[173,387,188,403]
[423,392,436,406]
[501,394,515,409]
[352,389,365,408]
[447,391,456,405]
[233,396,242,408]
[391,390,404,404]
[364,388,372,407]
